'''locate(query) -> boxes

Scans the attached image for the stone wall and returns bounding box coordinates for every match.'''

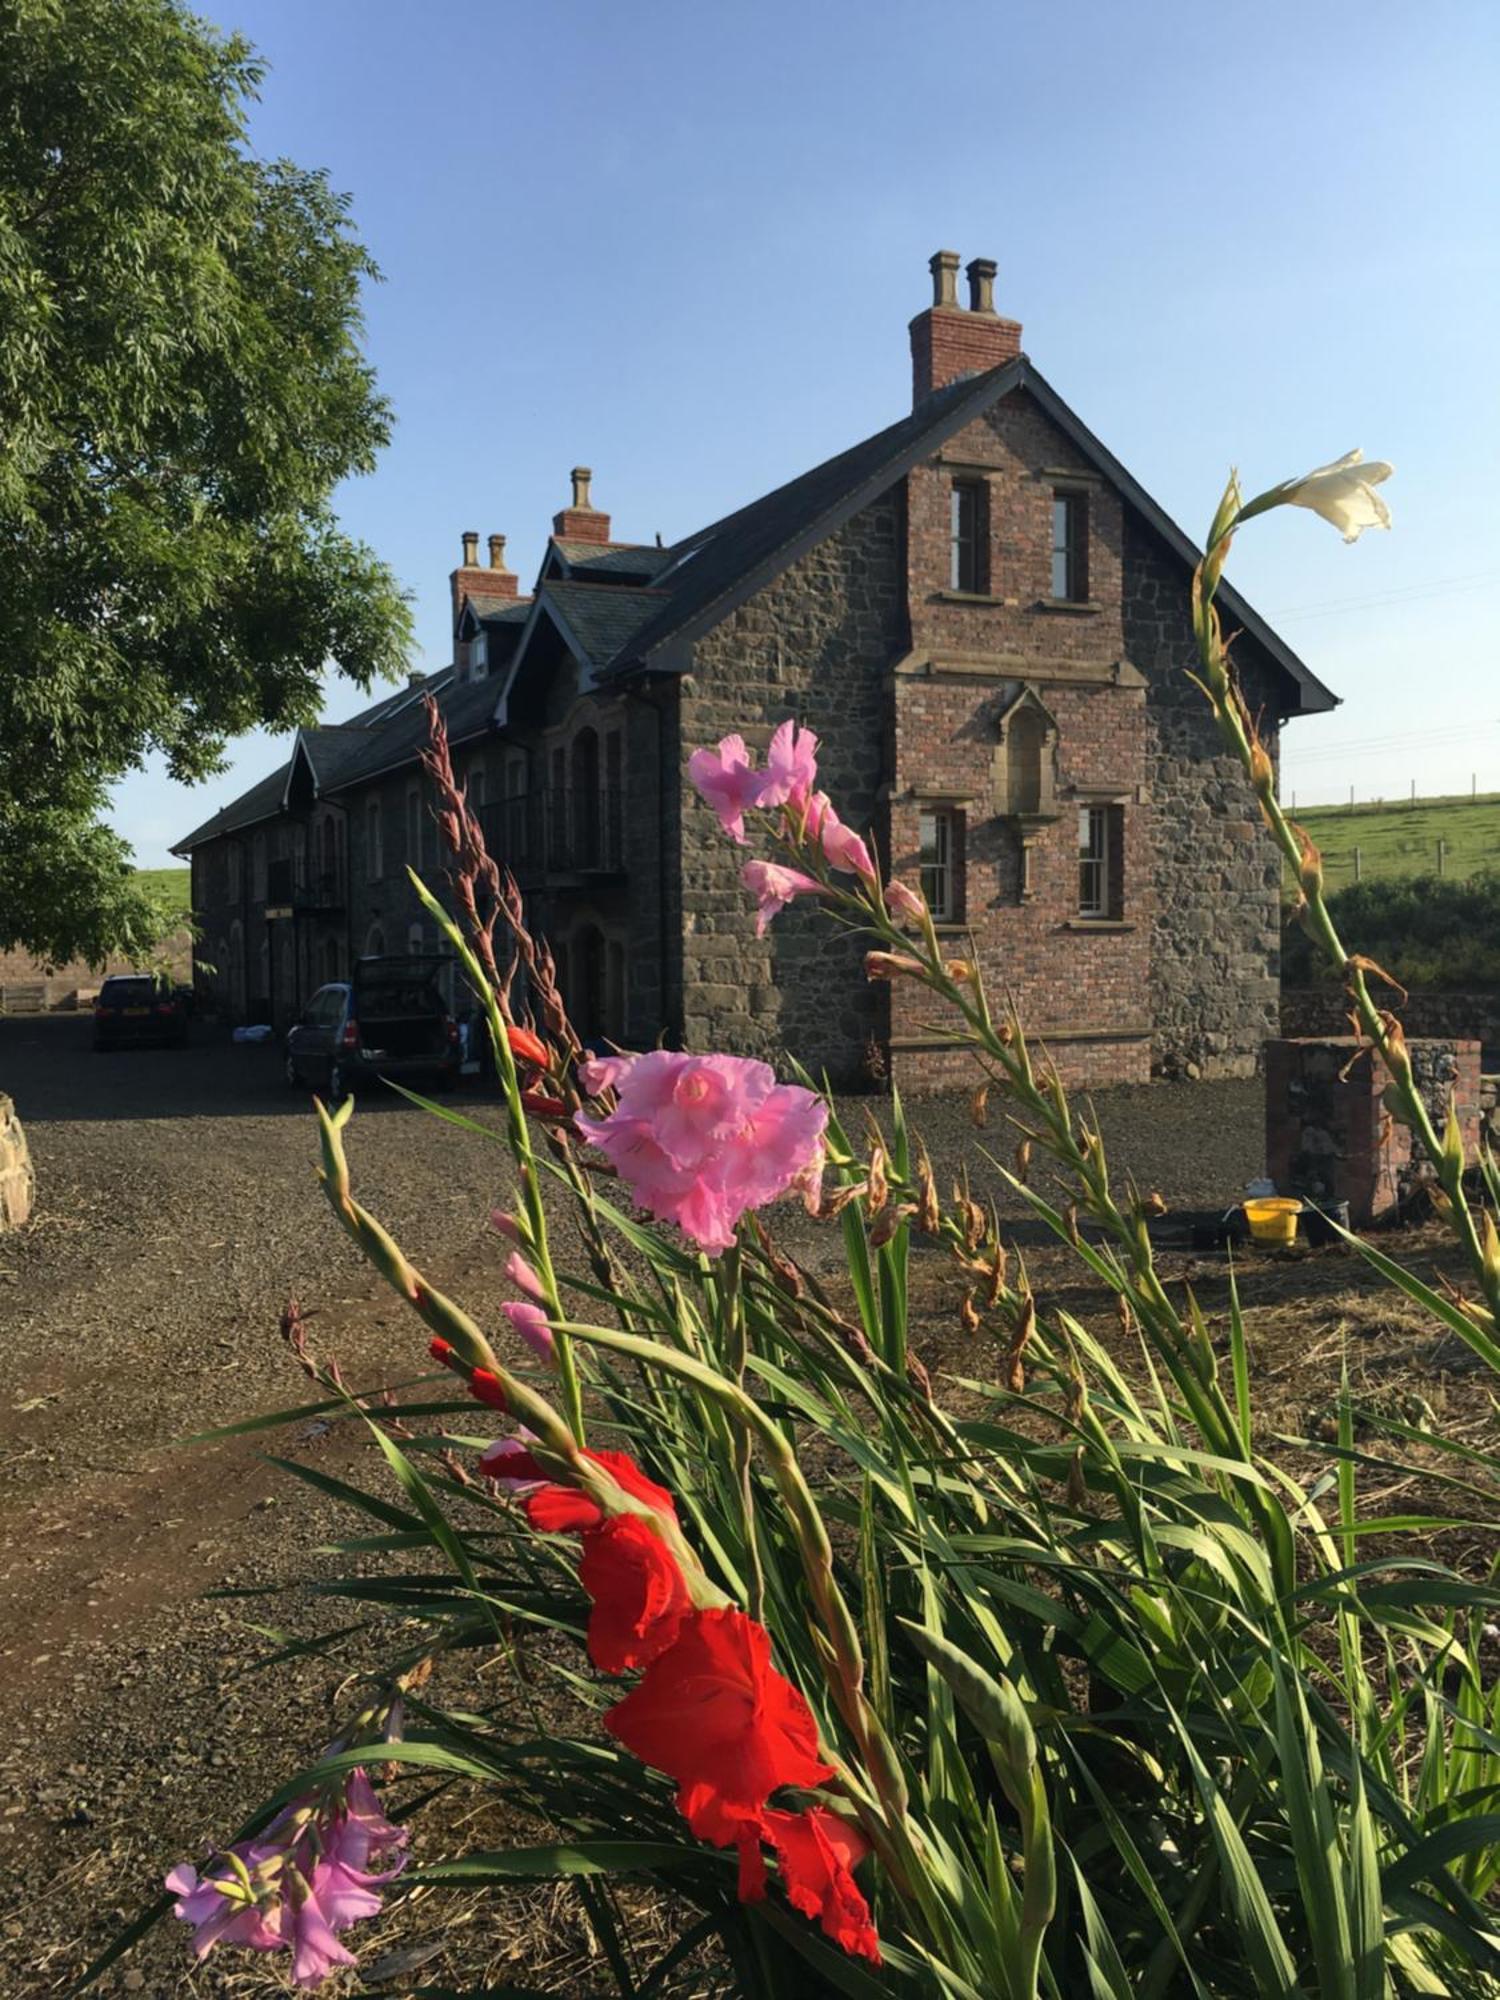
[680,493,905,1084]
[0,1094,33,1233]
[1282,986,1500,1052]
[1265,1035,1482,1223]
[1123,511,1286,1082]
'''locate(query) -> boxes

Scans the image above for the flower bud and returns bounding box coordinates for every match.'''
[885,877,926,924]
[868,1201,914,1247]
[970,1083,990,1129]
[865,949,925,982]
[490,1208,524,1243]
[468,1368,509,1411]
[429,1337,455,1365]
[960,1292,981,1334]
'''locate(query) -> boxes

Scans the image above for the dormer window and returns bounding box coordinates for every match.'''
[1050,491,1088,601]
[950,479,987,593]
[470,630,488,680]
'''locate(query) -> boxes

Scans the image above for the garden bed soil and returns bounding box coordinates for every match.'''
[0,1014,1494,1995]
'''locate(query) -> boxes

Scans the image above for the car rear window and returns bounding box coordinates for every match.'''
[101,978,158,1004]
[356,979,446,1016]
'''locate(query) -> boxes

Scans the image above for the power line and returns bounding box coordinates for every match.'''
[1268,567,1500,622]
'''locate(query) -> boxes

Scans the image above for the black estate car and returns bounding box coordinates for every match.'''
[93,972,190,1050]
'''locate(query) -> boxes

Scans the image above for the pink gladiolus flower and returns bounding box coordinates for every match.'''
[742,860,825,936]
[885,878,926,924]
[821,817,877,881]
[166,1767,405,1986]
[504,1249,546,1302]
[760,719,819,811]
[489,1208,524,1244]
[479,1434,549,1493]
[286,1872,358,1987]
[687,734,766,844]
[574,1050,827,1254]
[578,1051,632,1096]
[502,1298,555,1364]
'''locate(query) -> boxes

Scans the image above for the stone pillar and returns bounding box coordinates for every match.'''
[1265,1036,1482,1225]
[0,1093,34,1232]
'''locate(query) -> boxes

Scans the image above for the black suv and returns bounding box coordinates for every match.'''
[283,955,461,1100]
[94,972,190,1050]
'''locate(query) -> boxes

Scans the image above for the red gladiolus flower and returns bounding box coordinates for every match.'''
[759,1807,880,1963]
[429,1337,454,1365]
[506,1024,549,1070]
[498,1446,678,1534]
[577,1515,690,1674]
[520,1091,570,1122]
[605,1608,835,1818]
[467,1368,508,1411]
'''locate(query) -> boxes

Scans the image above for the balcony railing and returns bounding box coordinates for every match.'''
[264,857,345,912]
[479,787,624,880]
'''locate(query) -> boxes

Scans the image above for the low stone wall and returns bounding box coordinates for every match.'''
[1282,987,1500,1051]
[0,1094,34,1233]
[1265,1036,1482,1224]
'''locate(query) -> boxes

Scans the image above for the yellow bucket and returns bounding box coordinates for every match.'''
[1243,1197,1302,1246]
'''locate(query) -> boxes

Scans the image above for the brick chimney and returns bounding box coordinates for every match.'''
[909,250,1022,406]
[449,529,518,632]
[551,466,612,545]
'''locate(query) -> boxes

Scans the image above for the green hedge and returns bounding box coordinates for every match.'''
[1283,870,1500,989]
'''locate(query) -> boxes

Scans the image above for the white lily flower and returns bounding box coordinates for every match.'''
[1271,449,1394,541]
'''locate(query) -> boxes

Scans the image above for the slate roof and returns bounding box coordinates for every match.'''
[463,592,528,623]
[535,581,669,667]
[563,355,1335,715]
[550,541,673,582]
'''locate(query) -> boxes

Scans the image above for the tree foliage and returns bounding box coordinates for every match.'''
[0,0,411,964]
[1282,871,1500,991]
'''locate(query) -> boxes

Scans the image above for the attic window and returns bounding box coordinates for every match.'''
[470,630,488,679]
[950,479,987,593]
[1051,491,1088,601]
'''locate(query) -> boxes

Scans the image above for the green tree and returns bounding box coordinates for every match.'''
[0,0,410,966]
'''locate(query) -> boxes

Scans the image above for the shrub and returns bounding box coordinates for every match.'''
[1282,870,1500,990]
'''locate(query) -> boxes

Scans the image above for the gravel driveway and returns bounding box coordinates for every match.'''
[0,1014,1265,1995]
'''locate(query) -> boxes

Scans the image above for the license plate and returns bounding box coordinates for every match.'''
[123,1007,150,1016]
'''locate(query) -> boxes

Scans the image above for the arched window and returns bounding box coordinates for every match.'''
[607,939,626,1041]
[405,781,423,872]
[322,936,341,983]
[320,816,337,881]
[251,832,267,902]
[407,921,424,955]
[467,763,487,811]
[364,924,386,959]
[365,798,383,882]
[227,842,243,899]
[571,728,600,867]
[572,924,606,1043]
[228,920,245,1012]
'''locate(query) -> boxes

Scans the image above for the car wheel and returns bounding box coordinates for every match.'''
[283,1053,301,1089]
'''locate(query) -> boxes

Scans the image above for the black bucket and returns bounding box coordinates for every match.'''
[1303,1199,1352,1248]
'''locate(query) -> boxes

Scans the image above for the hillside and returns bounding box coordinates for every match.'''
[1285,790,1500,892]
[134,866,192,913]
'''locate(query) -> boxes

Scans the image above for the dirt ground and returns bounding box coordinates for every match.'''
[0,1014,1492,1997]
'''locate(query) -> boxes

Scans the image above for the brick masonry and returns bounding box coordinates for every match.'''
[1265,1035,1482,1223]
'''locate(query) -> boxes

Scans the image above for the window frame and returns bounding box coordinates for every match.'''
[1050,489,1089,602]
[949,478,987,594]
[918,807,961,923]
[405,780,423,872]
[1077,803,1116,918]
[365,797,384,883]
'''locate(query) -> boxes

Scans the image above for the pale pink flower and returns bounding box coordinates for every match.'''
[760,719,819,810]
[479,1434,548,1492]
[574,1050,828,1253]
[687,734,766,844]
[504,1249,546,1302]
[165,1857,284,1959]
[885,877,926,924]
[502,1298,555,1364]
[286,1872,358,1988]
[742,860,826,936]
[578,1052,632,1096]
[489,1208,524,1244]
[822,816,876,881]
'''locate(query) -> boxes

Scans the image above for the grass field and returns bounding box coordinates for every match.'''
[133,865,191,913]
[1285,789,1500,891]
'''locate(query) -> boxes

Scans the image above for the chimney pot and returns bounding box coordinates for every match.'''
[570,466,593,511]
[461,530,479,567]
[488,533,507,570]
[929,250,961,310]
[966,257,998,315]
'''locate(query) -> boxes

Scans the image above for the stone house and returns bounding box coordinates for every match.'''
[176,252,1335,1087]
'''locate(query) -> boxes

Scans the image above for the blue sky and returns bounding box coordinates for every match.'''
[114,0,1500,867]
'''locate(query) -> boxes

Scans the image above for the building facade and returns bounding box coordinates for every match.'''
[176,253,1335,1087]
